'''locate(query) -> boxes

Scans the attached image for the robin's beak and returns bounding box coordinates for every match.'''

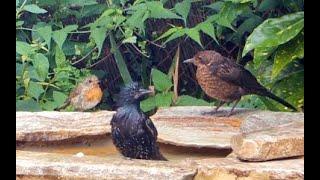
[183,58,195,64]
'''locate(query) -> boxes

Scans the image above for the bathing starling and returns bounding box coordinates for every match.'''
[184,50,297,116]
[110,82,167,161]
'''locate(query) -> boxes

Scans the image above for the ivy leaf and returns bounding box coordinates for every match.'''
[271,33,304,79]
[23,4,47,14]
[198,22,218,44]
[186,28,203,48]
[16,99,42,111]
[32,53,49,81]
[27,81,44,100]
[175,95,211,106]
[90,27,106,57]
[36,25,52,50]
[174,0,192,25]
[151,68,173,92]
[242,12,304,57]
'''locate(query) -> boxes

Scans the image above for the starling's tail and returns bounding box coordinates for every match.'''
[153,151,168,161]
[254,89,297,111]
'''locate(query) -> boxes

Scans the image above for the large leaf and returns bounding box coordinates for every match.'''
[215,2,248,30]
[16,99,42,111]
[164,29,186,44]
[90,27,106,57]
[272,33,304,79]
[36,25,52,50]
[151,68,172,92]
[23,4,47,14]
[175,95,211,106]
[242,12,304,57]
[27,81,44,100]
[140,96,156,112]
[253,46,276,69]
[32,53,49,81]
[174,0,191,24]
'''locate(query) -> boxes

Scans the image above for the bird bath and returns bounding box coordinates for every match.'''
[16,107,304,179]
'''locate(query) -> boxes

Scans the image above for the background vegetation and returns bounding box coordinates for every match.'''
[16,0,304,112]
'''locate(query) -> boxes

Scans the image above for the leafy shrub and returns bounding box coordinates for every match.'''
[16,0,304,112]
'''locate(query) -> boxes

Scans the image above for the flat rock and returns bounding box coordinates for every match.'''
[231,121,304,161]
[16,150,196,180]
[191,157,304,180]
[16,111,114,142]
[240,111,304,134]
[151,106,250,149]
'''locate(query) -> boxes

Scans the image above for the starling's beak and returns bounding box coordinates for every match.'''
[183,58,195,64]
[139,88,154,96]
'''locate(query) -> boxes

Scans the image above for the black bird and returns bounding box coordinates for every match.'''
[110,82,167,161]
[184,50,297,116]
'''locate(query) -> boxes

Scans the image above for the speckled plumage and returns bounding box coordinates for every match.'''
[185,50,297,115]
[111,83,166,160]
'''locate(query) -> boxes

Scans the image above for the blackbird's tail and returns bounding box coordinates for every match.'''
[254,89,297,111]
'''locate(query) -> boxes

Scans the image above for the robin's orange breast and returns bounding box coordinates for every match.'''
[85,85,103,102]
[196,66,240,102]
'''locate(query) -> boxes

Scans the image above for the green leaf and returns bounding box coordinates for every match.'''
[215,2,247,30]
[258,0,280,12]
[16,99,42,111]
[174,0,191,24]
[147,1,181,19]
[36,25,52,50]
[32,53,49,81]
[41,100,59,111]
[205,1,223,12]
[16,63,23,76]
[156,26,182,41]
[186,28,203,48]
[151,68,173,91]
[225,0,253,3]
[61,0,98,6]
[53,91,68,106]
[164,29,186,44]
[52,25,78,49]
[27,81,44,100]
[23,4,47,14]
[110,33,132,84]
[90,27,106,56]
[155,92,173,107]
[55,45,67,68]
[253,46,276,69]
[271,33,304,79]
[140,96,156,112]
[242,12,304,57]
[175,95,211,106]
[16,41,35,55]
[126,6,147,30]
[198,22,218,44]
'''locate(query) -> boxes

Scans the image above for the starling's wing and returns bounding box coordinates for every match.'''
[144,117,158,140]
[210,58,264,91]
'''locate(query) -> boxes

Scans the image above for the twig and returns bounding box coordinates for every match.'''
[71,47,97,65]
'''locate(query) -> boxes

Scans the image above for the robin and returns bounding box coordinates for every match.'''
[184,50,297,116]
[58,75,103,111]
[110,82,167,161]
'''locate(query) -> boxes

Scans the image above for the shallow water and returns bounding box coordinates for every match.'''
[17,136,231,161]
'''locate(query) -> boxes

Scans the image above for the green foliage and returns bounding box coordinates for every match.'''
[16,0,304,112]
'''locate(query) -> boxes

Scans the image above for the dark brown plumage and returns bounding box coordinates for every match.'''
[184,50,297,116]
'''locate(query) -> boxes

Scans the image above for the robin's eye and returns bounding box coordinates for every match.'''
[88,80,92,83]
